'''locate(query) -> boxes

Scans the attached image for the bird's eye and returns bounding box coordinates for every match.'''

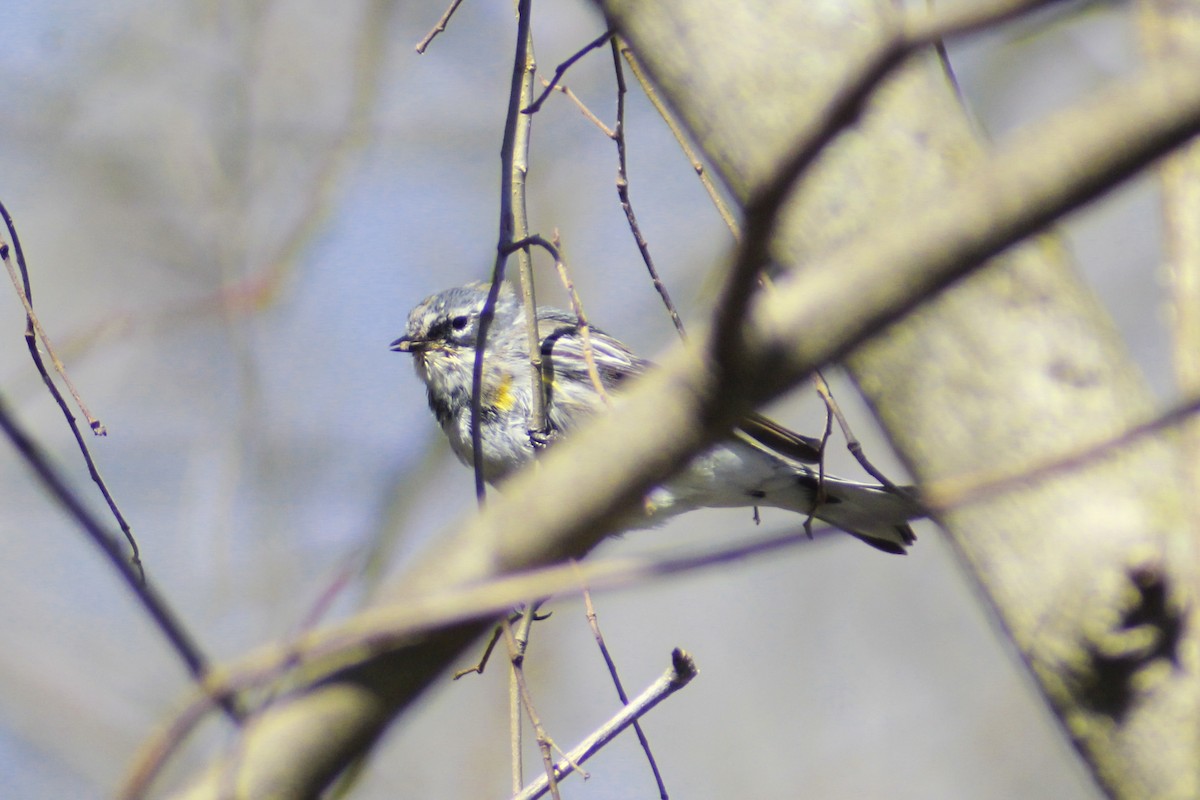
[451,315,470,331]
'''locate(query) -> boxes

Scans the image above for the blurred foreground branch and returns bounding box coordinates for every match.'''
[603,0,1200,797]
[161,2,1200,797]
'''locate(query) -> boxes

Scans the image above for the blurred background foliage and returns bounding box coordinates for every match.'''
[0,1,1159,797]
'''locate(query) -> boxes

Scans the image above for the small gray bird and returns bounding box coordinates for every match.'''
[391,282,922,553]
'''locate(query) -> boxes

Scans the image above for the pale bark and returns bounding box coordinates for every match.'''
[600,0,1200,796]
[163,2,1200,797]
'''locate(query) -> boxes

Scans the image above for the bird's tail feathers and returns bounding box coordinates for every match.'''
[782,476,921,555]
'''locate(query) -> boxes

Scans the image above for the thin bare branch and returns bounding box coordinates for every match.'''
[610,40,687,338]
[0,392,240,728]
[523,29,614,115]
[577,569,669,798]
[474,0,540,500]
[513,649,697,800]
[506,234,609,400]
[618,43,740,239]
[540,78,615,137]
[415,0,465,53]
[502,618,561,799]
[812,371,903,493]
[511,1,547,447]
[2,246,105,434]
[0,208,146,583]
[549,234,610,400]
[802,376,836,539]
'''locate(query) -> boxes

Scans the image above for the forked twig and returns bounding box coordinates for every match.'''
[513,649,698,800]
[453,624,504,679]
[0,207,143,582]
[523,29,614,115]
[522,35,693,339]
[503,614,563,799]
[812,370,903,493]
[473,0,539,500]
[506,234,610,403]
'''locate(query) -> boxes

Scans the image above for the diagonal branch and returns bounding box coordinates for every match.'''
[0,393,240,725]
[164,48,1200,798]
[513,649,697,800]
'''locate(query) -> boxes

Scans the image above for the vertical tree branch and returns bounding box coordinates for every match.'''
[473,0,541,500]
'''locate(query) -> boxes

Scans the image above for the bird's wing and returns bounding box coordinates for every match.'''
[534,308,823,464]
[533,310,648,431]
[536,311,648,389]
[734,412,824,464]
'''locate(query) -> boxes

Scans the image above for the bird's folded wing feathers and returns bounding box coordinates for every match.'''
[734,413,824,464]
[536,312,825,463]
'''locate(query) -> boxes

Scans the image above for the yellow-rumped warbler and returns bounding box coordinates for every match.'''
[391,282,921,553]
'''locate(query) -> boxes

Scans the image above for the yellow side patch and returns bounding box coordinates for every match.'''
[492,373,516,412]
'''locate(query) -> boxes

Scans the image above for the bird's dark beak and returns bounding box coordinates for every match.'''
[390,335,422,353]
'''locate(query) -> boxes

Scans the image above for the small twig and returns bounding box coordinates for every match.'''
[453,624,504,679]
[452,604,550,680]
[802,380,836,539]
[0,392,241,727]
[513,649,698,800]
[540,78,614,137]
[476,0,538,500]
[548,233,609,401]
[470,277,508,503]
[618,42,741,241]
[503,617,561,800]
[510,0,548,449]
[610,40,687,339]
[812,370,903,493]
[507,612,526,794]
[576,565,669,798]
[523,29,614,115]
[414,0,465,53]
[0,208,144,583]
[2,250,105,435]
[506,234,609,401]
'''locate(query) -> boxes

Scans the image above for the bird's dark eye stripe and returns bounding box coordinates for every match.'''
[426,314,473,342]
[427,319,451,340]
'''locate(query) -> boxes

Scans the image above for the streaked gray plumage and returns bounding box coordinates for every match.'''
[391,282,922,553]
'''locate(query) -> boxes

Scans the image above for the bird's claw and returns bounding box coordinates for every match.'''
[528,428,559,449]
